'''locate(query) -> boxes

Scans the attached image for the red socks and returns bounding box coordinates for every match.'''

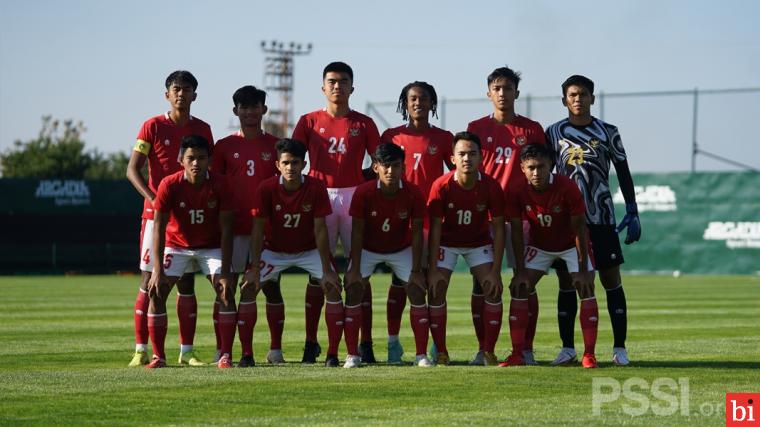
[218,310,237,356]
[305,284,324,342]
[266,303,285,350]
[509,298,529,355]
[428,303,448,355]
[470,293,485,350]
[360,284,373,343]
[386,285,406,337]
[148,313,167,360]
[324,301,345,356]
[237,301,257,357]
[176,293,197,347]
[525,292,539,350]
[134,289,149,345]
[482,301,503,353]
[580,298,599,355]
[409,305,430,356]
[343,305,362,356]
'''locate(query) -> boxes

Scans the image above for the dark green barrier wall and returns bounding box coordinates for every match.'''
[609,172,760,275]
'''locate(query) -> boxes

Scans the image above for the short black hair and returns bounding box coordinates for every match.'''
[180,134,210,156]
[373,143,405,164]
[561,75,595,97]
[276,138,307,161]
[487,66,521,89]
[452,131,481,150]
[165,70,198,91]
[233,85,267,107]
[396,81,438,121]
[519,143,553,164]
[323,61,354,80]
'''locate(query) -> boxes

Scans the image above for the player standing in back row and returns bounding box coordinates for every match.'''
[380,81,453,363]
[292,62,381,363]
[466,66,545,365]
[126,70,214,367]
[546,75,641,366]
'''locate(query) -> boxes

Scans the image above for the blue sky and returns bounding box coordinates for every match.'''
[1,0,759,172]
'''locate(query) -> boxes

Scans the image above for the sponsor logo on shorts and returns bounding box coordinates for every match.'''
[261,152,272,161]
[516,135,526,146]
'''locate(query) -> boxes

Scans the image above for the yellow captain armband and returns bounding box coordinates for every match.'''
[134,139,152,155]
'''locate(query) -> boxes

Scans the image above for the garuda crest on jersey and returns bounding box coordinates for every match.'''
[349,128,360,137]
[261,152,272,161]
[476,204,486,212]
[515,135,527,146]
[552,205,562,213]
[207,199,217,209]
[588,138,601,149]
[302,204,312,212]
[398,210,408,220]
[428,145,438,155]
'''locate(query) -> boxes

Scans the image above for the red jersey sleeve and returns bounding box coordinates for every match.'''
[313,181,332,218]
[365,118,381,156]
[487,179,506,218]
[427,180,445,218]
[153,178,172,213]
[292,115,309,146]
[566,180,586,217]
[348,186,366,219]
[251,183,271,219]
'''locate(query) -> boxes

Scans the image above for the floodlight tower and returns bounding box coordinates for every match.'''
[261,40,312,137]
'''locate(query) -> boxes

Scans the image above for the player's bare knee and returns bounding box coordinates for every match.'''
[176,273,195,294]
[261,281,283,304]
[406,283,426,306]
[344,281,364,306]
[239,285,257,302]
[139,271,151,290]
[324,288,342,303]
[471,275,483,294]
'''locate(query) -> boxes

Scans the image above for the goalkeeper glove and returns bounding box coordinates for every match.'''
[616,203,641,244]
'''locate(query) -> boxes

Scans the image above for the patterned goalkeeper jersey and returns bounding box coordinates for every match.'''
[545,117,627,225]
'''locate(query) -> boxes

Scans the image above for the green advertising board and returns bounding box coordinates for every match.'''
[610,172,760,275]
[0,178,141,215]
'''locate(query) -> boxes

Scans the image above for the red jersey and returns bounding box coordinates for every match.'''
[135,113,214,219]
[349,180,426,254]
[211,131,279,235]
[292,109,381,188]
[153,171,234,250]
[466,114,545,191]
[380,125,453,197]
[427,171,505,248]
[506,174,585,252]
[251,175,332,253]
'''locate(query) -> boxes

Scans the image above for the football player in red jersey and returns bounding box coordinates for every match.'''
[292,62,381,363]
[126,71,214,367]
[344,143,428,367]
[242,138,343,367]
[501,143,598,368]
[426,132,505,366]
[465,66,545,365]
[211,86,280,367]
[145,135,235,369]
[379,81,453,363]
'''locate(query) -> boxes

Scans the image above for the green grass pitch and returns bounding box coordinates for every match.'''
[0,274,758,426]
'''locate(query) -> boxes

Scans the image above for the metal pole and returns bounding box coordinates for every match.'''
[691,87,699,173]
[599,91,605,121]
[526,94,532,118]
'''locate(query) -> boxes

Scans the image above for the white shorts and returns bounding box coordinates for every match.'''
[496,220,531,270]
[524,246,594,273]
[232,235,251,273]
[436,245,494,271]
[163,247,223,277]
[359,247,413,282]
[326,186,356,255]
[259,249,324,282]
[139,219,155,271]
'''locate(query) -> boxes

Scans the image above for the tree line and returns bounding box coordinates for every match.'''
[0,116,130,179]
